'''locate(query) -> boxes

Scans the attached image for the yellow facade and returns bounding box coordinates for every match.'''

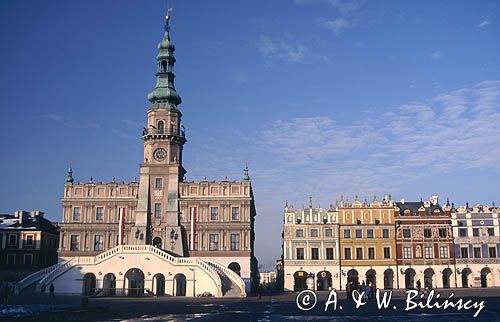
[338,200,397,267]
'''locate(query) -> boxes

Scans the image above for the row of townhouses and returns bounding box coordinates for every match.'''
[283,196,500,291]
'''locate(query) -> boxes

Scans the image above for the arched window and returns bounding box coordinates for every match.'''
[161,61,168,73]
[157,121,164,134]
[415,245,422,258]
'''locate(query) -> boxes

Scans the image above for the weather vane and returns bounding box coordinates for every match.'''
[165,7,173,31]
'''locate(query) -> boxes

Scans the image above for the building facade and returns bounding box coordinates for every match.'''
[17,13,256,297]
[283,201,340,291]
[338,197,397,290]
[0,211,59,281]
[451,203,499,288]
[395,196,456,290]
[283,195,500,291]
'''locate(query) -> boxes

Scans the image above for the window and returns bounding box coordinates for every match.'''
[24,254,33,266]
[73,207,81,221]
[424,246,433,259]
[403,247,412,259]
[438,228,447,238]
[402,229,411,238]
[344,229,351,238]
[311,248,319,260]
[368,247,375,259]
[439,246,448,258]
[310,229,318,237]
[70,235,80,251]
[209,234,219,251]
[231,207,239,221]
[487,228,495,237]
[356,247,363,259]
[326,248,334,260]
[154,203,162,218]
[424,229,432,238]
[6,254,15,265]
[473,247,481,258]
[94,235,103,251]
[325,229,333,237]
[460,247,469,258]
[296,248,305,260]
[296,229,304,237]
[473,228,479,237]
[382,229,389,238]
[489,247,496,258]
[367,229,374,238]
[8,234,18,247]
[344,248,351,260]
[458,228,467,237]
[230,234,240,251]
[155,177,163,189]
[95,207,104,221]
[210,207,218,220]
[25,235,34,247]
[355,229,362,238]
[383,247,391,259]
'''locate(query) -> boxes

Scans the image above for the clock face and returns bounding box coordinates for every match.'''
[153,148,167,161]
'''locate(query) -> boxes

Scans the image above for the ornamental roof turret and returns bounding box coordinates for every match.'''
[147,10,182,108]
[65,166,74,184]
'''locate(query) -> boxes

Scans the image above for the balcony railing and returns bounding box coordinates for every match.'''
[141,127,185,138]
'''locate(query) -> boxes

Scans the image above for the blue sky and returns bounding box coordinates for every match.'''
[1,0,499,270]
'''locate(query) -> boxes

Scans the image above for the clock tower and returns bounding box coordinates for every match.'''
[131,13,186,256]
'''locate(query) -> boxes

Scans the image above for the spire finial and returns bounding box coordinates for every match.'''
[66,164,74,184]
[309,197,313,208]
[165,7,173,31]
[243,163,250,181]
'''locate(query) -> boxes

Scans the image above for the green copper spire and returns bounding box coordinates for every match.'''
[66,166,74,184]
[243,164,250,181]
[147,9,182,108]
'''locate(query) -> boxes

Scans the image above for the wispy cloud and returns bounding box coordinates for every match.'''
[296,0,360,14]
[478,20,490,28]
[431,51,442,61]
[260,81,500,200]
[316,17,351,34]
[257,35,308,63]
[40,113,100,129]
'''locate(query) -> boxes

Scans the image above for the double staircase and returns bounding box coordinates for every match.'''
[15,245,246,297]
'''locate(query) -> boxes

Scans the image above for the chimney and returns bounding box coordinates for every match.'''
[14,210,30,223]
[30,211,44,218]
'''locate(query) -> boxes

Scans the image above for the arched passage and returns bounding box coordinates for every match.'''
[424,268,434,289]
[366,269,376,287]
[228,262,241,276]
[347,269,359,288]
[83,273,96,296]
[153,273,165,296]
[461,268,472,288]
[481,267,492,288]
[174,273,187,296]
[153,237,162,248]
[316,271,332,291]
[383,269,394,289]
[103,273,116,296]
[405,268,416,289]
[293,271,307,291]
[125,268,145,296]
[442,268,452,289]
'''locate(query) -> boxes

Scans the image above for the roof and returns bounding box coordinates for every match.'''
[0,214,59,235]
[395,201,444,216]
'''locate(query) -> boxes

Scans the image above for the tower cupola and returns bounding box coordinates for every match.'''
[147,11,182,107]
